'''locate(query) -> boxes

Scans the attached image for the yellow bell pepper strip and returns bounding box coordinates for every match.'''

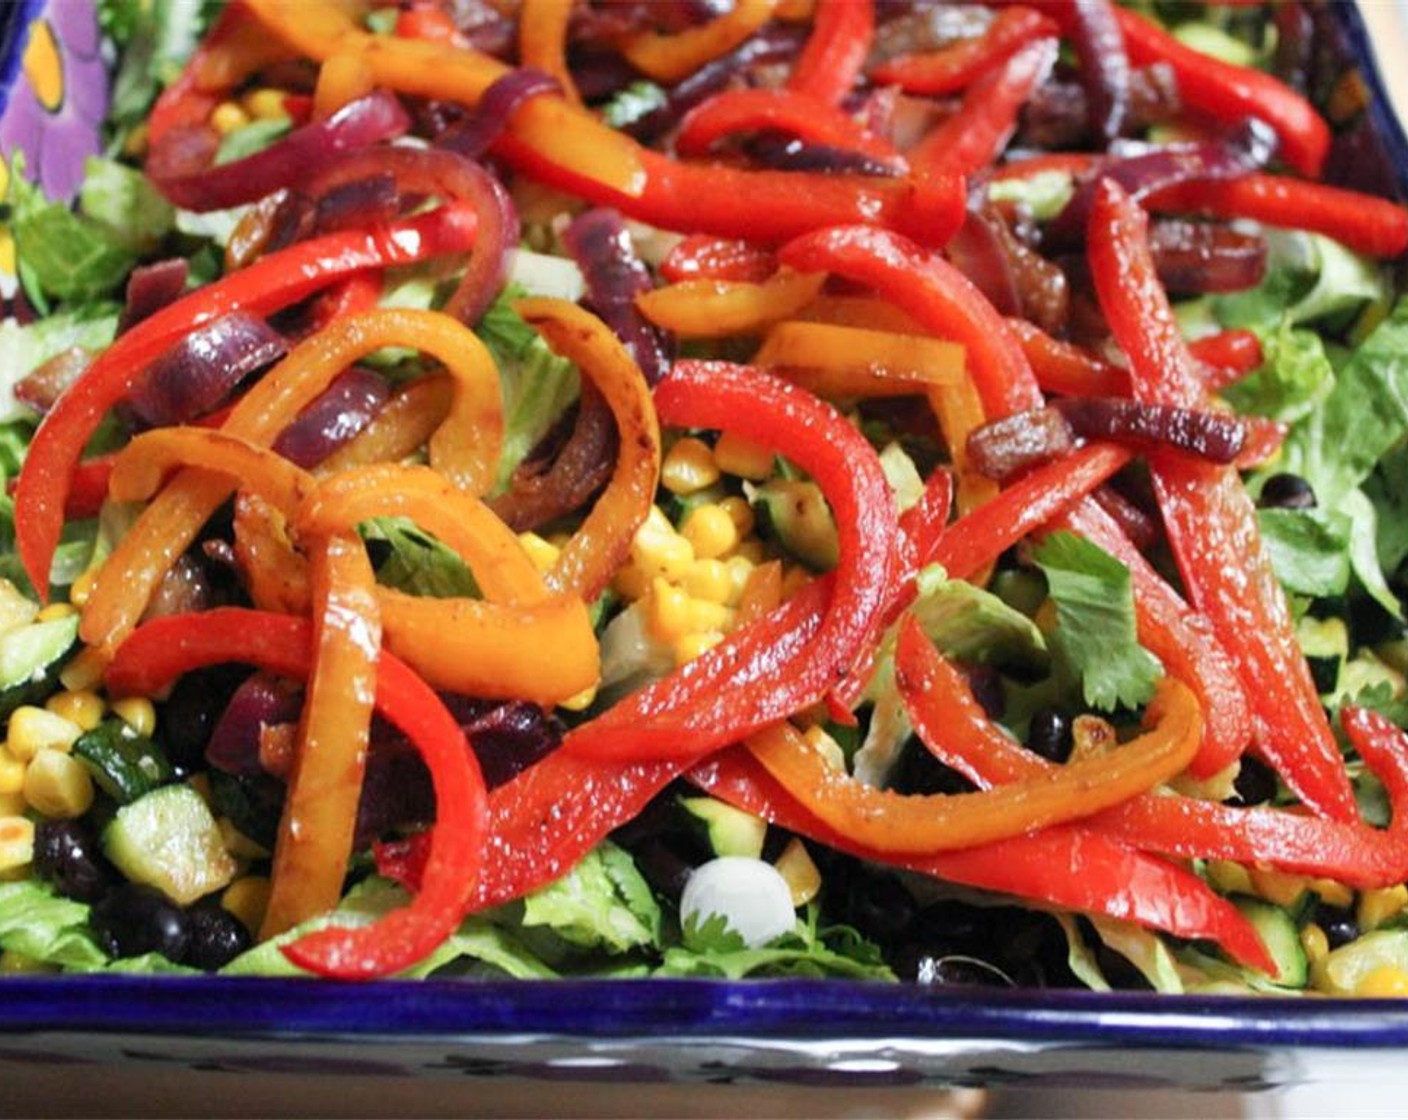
[314,374,452,477]
[241,0,966,248]
[104,609,489,980]
[232,495,311,616]
[14,206,476,604]
[1088,178,1355,823]
[744,675,1200,856]
[376,590,598,708]
[752,321,964,398]
[635,270,826,339]
[616,0,778,83]
[81,308,503,659]
[513,298,661,602]
[926,373,1000,522]
[689,745,1277,974]
[519,0,581,104]
[299,464,546,605]
[260,534,382,939]
[786,0,873,106]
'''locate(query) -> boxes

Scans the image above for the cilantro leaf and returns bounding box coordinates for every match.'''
[520,841,661,954]
[1256,507,1353,599]
[1032,532,1162,711]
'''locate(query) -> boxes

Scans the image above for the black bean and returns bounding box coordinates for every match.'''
[893,741,978,797]
[90,883,191,963]
[1229,755,1279,807]
[182,904,253,971]
[1026,707,1074,764]
[32,820,114,903]
[839,870,917,944]
[1258,473,1317,510]
[1315,903,1360,950]
[156,664,253,776]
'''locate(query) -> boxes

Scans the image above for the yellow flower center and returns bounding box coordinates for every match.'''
[22,20,64,114]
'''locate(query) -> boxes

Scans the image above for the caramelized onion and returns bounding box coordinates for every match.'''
[1149,219,1268,294]
[967,407,1077,482]
[1052,397,1248,462]
[272,368,391,469]
[128,314,287,427]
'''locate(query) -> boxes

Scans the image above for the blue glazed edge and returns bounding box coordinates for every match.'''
[4,1,1408,1058]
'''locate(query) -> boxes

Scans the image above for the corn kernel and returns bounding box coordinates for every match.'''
[682,559,732,605]
[6,706,83,760]
[218,818,270,861]
[774,837,821,907]
[780,565,813,601]
[648,578,691,641]
[718,496,757,540]
[34,602,77,622]
[1206,860,1255,897]
[23,750,93,819]
[633,532,695,583]
[59,647,107,693]
[673,630,724,666]
[1249,867,1310,909]
[724,555,755,606]
[223,876,273,935]
[558,683,599,712]
[45,690,104,732]
[67,567,99,608]
[211,101,251,135]
[1311,878,1355,912]
[0,749,24,795]
[713,431,775,480]
[518,532,561,575]
[802,724,846,771]
[612,562,652,602]
[1359,885,1408,932]
[661,437,721,495]
[0,580,37,636]
[682,504,740,561]
[0,816,34,871]
[684,598,732,634]
[1300,923,1330,966]
[1356,964,1408,998]
[111,697,157,739]
[243,87,290,120]
[0,791,25,816]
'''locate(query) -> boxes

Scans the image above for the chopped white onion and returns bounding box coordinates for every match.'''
[680,856,796,949]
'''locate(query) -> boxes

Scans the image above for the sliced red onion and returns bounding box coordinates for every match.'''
[967,408,1077,482]
[950,201,1068,334]
[127,313,288,427]
[1148,219,1268,294]
[1092,485,1161,553]
[1052,397,1247,463]
[140,553,215,623]
[1018,64,1179,152]
[117,259,189,336]
[562,208,671,385]
[1063,0,1130,145]
[272,367,391,469]
[16,348,91,414]
[206,671,304,779]
[744,134,905,178]
[149,91,411,213]
[947,205,1022,318]
[313,173,401,233]
[454,698,566,790]
[491,389,618,531]
[436,68,562,160]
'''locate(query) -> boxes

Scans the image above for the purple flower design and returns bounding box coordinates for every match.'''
[0,0,108,201]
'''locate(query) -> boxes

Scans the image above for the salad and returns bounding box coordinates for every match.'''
[0,0,1407,997]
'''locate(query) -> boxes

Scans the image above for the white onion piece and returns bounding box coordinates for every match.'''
[680,856,796,948]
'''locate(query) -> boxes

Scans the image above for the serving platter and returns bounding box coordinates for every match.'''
[2,1,1408,1106]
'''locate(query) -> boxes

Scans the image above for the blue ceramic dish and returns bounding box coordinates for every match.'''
[1,2,1407,1096]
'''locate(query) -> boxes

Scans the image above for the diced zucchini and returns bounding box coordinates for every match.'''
[681,796,767,859]
[1296,616,1348,696]
[1316,929,1408,996]
[751,480,838,571]
[0,615,79,721]
[73,719,174,804]
[1233,896,1308,989]
[102,784,237,905]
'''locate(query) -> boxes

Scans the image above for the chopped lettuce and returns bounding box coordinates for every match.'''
[361,517,481,599]
[0,881,107,970]
[101,0,220,150]
[78,158,175,255]
[600,81,668,130]
[1222,318,1333,424]
[1033,533,1162,712]
[1256,507,1353,599]
[0,308,118,425]
[910,565,1049,673]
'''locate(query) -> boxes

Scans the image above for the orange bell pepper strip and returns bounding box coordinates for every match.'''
[104,608,489,980]
[1089,178,1355,822]
[674,88,900,164]
[260,534,382,939]
[926,373,1000,524]
[513,298,662,602]
[617,0,778,83]
[242,0,965,248]
[81,308,502,659]
[635,270,826,339]
[744,674,1200,856]
[14,206,476,604]
[752,321,964,398]
[519,0,581,104]
[871,6,1057,95]
[786,0,873,105]
[298,464,546,605]
[232,495,311,616]
[314,374,453,476]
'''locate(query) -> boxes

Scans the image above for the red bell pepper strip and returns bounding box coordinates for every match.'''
[1088,178,1355,822]
[787,0,874,106]
[103,609,487,980]
[1188,329,1262,388]
[660,236,778,284]
[933,443,1131,582]
[871,6,1057,95]
[13,206,477,601]
[1054,499,1252,779]
[990,152,1102,182]
[565,359,899,761]
[907,37,1058,179]
[674,88,901,164]
[689,745,1276,975]
[895,617,1406,893]
[780,225,1044,419]
[1114,7,1329,178]
[1145,174,1408,260]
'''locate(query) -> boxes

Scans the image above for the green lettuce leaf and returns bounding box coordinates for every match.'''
[78,158,175,255]
[600,81,668,129]
[102,0,220,148]
[361,517,480,599]
[1032,532,1162,711]
[910,565,1049,673]
[1256,507,1353,599]
[0,881,107,970]
[1222,318,1333,424]
[0,308,118,426]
